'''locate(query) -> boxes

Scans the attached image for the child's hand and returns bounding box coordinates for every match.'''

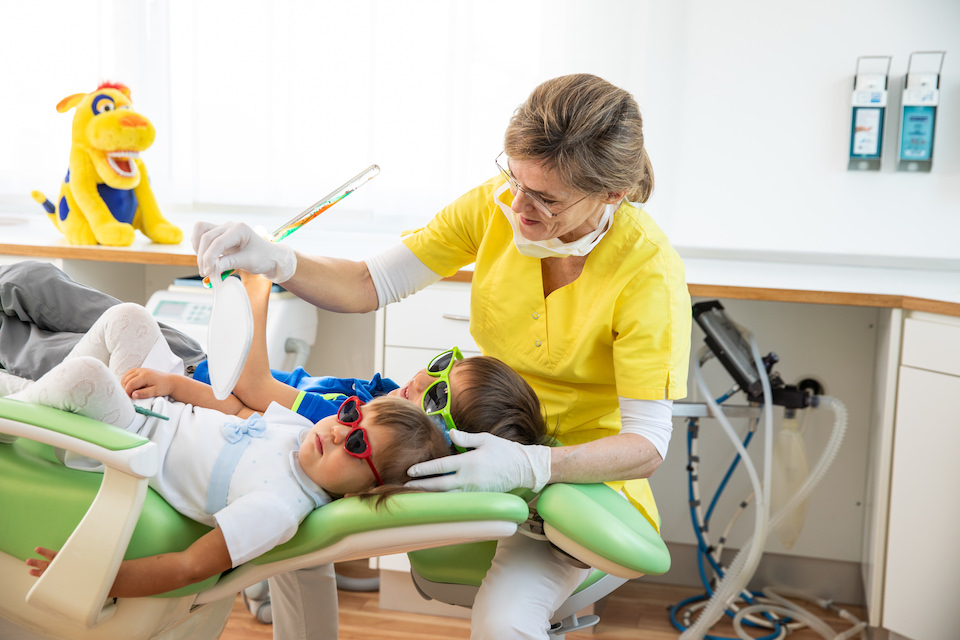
[122,368,175,399]
[25,546,58,577]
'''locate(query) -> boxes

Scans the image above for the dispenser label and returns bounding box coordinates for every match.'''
[851,107,883,158]
[900,106,935,161]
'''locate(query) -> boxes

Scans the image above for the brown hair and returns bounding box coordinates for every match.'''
[504,73,654,203]
[353,357,551,507]
[349,396,452,506]
[450,356,549,446]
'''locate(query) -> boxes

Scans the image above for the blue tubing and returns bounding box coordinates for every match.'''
[669,593,786,640]
[706,419,757,524]
[678,415,790,639]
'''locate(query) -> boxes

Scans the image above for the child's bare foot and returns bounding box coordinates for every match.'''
[238,270,273,299]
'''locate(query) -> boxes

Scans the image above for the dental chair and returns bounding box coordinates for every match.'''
[408,482,671,636]
[0,396,672,639]
[0,397,527,640]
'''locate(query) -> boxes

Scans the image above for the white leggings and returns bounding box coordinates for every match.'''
[470,533,591,639]
[8,303,179,427]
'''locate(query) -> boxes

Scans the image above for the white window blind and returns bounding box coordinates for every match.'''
[0,0,644,222]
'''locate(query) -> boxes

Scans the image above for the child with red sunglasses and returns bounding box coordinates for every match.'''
[17,352,450,599]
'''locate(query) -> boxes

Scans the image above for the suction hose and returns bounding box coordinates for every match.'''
[682,351,849,640]
[681,336,774,640]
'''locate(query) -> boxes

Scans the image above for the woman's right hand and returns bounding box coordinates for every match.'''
[406,430,552,493]
[192,221,297,283]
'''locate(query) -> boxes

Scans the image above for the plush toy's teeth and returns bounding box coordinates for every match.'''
[107,152,139,177]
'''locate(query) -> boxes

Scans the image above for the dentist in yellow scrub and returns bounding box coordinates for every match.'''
[194,73,691,640]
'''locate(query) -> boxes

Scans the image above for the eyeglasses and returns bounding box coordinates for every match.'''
[336,396,383,486]
[421,347,466,453]
[495,151,588,218]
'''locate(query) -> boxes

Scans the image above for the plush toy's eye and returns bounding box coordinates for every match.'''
[91,94,116,115]
[118,105,132,111]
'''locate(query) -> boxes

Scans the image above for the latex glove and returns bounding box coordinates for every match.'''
[406,430,552,493]
[192,221,297,283]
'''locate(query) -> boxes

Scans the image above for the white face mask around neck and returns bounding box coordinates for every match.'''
[494,182,617,259]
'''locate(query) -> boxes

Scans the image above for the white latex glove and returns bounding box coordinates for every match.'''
[406,430,552,493]
[192,221,297,283]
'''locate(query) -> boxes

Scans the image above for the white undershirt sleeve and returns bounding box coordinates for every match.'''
[618,397,674,461]
[364,243,444,309]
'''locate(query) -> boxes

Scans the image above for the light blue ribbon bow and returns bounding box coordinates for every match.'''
[221,415,268,444]
[206,415,267,514]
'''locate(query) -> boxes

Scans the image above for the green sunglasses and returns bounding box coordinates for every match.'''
[421,346,466,453]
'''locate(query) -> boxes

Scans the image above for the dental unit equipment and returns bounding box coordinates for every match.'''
[672,301,863,640]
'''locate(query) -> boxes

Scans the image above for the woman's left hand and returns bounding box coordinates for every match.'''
[406,430,552,493]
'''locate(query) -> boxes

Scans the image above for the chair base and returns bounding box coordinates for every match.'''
[410,566,628,635]
[0,551,233,640]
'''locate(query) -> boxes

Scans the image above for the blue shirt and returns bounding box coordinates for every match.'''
[191,361,399,422]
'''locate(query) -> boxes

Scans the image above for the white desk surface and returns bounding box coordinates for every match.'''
[2,210,958,316]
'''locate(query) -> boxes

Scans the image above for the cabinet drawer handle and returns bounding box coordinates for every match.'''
[442,313,470,322]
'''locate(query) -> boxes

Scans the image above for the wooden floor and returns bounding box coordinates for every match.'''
[221,563,866,640]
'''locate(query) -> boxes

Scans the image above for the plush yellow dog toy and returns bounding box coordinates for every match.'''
[31,82,182,246]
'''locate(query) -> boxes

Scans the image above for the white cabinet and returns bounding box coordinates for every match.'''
[379,280,479,382]
[881,314,960,640]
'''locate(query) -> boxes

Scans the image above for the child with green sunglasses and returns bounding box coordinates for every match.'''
[0,266,548,454]
[184,273,548,449]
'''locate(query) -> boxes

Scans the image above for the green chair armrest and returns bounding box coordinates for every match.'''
[0,398,156,478]
[537,483,671,578]
[0,397,147,450]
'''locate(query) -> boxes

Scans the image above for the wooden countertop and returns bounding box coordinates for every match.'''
[2,211,958,317]
[682,255,960,317]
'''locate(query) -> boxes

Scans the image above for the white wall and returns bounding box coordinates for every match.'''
[640,0,960,262]
[1,0,957,262]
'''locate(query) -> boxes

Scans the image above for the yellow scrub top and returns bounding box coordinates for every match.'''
[404,176,691,529]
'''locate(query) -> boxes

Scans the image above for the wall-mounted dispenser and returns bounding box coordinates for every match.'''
[897,51,946,172]
[849,56,891,171]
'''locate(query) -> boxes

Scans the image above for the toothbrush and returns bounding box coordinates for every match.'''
[203,164,380,287]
